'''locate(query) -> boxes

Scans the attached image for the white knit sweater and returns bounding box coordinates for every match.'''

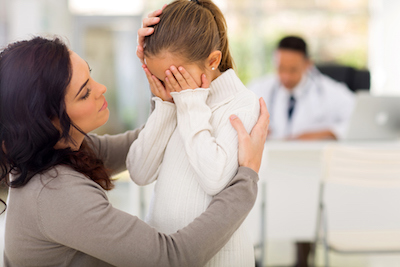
[127,69,259,267]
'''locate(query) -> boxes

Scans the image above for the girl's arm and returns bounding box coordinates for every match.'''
[126,65,176,185]
[167,68,259,196]
[126,98,176,185]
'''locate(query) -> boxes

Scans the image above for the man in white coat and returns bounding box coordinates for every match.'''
[247,36,355,140]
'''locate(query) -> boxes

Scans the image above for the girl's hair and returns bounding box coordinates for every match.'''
[144,0,234,72]
[0,36,113,194]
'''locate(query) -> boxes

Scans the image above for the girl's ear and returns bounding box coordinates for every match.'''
[207,50,222,71]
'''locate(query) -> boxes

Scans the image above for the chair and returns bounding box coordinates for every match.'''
[317,64,370,92]
[312,145,400,266]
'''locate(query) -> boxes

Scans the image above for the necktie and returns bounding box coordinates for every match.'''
[288,95,296,121]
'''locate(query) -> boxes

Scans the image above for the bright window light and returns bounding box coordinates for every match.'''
[68,0,143,16]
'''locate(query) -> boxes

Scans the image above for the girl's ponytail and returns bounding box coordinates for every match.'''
[197,0,234,71]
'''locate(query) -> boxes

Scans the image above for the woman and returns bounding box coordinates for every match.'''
[0,11,269,267]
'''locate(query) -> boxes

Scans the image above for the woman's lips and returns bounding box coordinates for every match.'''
[99,99,108,111]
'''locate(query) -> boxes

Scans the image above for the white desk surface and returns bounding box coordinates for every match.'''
[247,139,400,243]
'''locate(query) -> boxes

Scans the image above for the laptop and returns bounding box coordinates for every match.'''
[343,93,400,140]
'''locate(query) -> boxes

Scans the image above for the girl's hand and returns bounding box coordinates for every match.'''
[142,64,173,103]
[165,66,210,93]
[137,4,167,64]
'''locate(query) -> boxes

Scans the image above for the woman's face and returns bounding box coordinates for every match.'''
[64,51,109,143]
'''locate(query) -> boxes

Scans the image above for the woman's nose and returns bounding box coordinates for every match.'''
[95,81,107,97]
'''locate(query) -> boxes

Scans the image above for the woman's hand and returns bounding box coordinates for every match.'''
[137,5,167,64]
[165,66,210,92]
[142,65,173,103]
[229,98,270,173]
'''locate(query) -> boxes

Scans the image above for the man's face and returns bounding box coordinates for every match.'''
[275,49,310,90]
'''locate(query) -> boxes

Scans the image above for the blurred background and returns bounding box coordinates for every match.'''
[1,0,399,135]
[1,0,400,267]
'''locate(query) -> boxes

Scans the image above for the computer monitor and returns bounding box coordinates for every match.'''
[343,93,400,140]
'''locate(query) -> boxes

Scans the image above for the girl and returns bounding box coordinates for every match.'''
[127,0,260,266]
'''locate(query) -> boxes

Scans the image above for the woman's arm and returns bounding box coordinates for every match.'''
[39,98,269,267]
[38,167,257,267]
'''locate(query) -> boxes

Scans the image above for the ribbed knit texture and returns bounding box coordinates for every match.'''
[127,69,259,266]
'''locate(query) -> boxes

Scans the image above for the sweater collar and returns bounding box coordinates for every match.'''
[206,69,242,109]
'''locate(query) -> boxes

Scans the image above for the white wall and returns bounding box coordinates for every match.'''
[3,0,71,45]
[369,0,400,96]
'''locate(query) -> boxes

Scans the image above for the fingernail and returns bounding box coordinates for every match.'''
[178,67,183,71]
[230,115,238,120]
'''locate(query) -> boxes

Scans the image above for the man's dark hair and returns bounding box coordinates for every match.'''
[277,36,308,58]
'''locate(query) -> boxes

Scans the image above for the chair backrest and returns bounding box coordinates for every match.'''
[322,145,400,187]
[321,145,400,232]
[317,64,370,92]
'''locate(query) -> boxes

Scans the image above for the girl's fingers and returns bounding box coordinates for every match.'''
[143,64,174,102]
[143,65,156,88]
[152,75,163,90]
[165,70,182,92]
[165,77,175,92]
[143,65,156,84]
[143,65,162,96]
[200,74,210,88]
[177,66,199,89]
[164,78,175,102]
[169,66,189,90]
[153,76,173,102]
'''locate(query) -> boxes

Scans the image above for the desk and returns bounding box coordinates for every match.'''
[247,140,400,265]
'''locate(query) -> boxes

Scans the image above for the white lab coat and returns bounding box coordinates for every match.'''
[247,67,355,139]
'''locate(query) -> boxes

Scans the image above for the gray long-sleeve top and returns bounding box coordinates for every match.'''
[3,129,258,267]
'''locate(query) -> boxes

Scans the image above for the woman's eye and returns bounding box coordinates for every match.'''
[81,89,91,100]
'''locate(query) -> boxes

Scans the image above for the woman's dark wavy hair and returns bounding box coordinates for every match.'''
[0,36,113,203]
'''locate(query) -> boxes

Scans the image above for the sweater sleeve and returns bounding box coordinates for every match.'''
[37,167,258,267]
[171,89,259,196]
[126,97,177,185]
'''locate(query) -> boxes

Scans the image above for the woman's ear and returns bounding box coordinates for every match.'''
[207,50,222,71]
